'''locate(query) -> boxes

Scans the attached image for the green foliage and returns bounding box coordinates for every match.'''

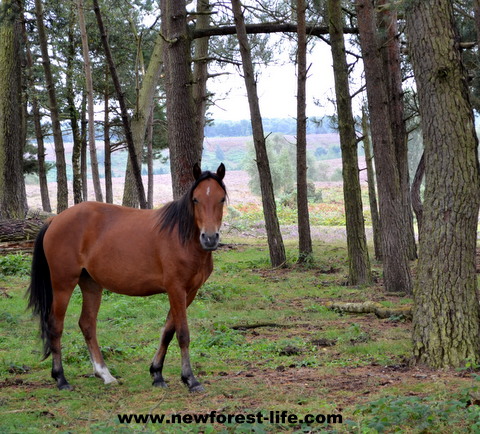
[0,254,31,277]
[355,393,480,433]
[196,324,245,349]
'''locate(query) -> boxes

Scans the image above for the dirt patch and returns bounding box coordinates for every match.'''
[0,378,51,390]
[218,362,476,409]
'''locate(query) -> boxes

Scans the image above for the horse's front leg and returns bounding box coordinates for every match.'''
[166,288,204,393]
[150,311,175,388]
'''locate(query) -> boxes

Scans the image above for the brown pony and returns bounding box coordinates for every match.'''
[27,163,226,392]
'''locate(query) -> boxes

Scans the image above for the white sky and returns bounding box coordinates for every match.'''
[207,42,341,121]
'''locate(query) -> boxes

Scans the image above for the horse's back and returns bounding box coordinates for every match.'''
[45,202,150,249]
[43,202,165,294]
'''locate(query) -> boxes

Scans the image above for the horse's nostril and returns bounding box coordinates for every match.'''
[200,231,220,250]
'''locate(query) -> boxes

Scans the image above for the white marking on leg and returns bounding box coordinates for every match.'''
[93,361,118,384]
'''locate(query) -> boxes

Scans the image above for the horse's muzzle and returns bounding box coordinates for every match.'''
[200,232,220,251]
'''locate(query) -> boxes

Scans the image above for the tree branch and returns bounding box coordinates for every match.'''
[193,22,358,39]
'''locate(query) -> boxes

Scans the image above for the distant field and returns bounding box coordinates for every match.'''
[36,133,343,181]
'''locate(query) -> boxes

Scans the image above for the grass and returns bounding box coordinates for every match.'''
[0,238,479,433]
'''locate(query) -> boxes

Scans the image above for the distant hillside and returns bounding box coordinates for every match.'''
[202,133,341,170]
[40,132,341,182]
[204,117,336,137]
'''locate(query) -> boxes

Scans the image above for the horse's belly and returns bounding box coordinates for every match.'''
[87,264,166,296]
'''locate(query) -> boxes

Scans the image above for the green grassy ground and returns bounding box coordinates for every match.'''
[1,239,479,433]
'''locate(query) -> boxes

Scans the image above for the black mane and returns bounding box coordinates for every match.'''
[157,171,227,245]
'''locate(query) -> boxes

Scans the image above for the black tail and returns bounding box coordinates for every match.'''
[27,224,53,359]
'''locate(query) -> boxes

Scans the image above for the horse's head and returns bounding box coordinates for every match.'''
[192,163,226,251]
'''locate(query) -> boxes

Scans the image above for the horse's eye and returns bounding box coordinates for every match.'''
[192,198,199,204]
[220,197,226,203]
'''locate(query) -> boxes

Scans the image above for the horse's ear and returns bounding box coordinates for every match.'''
[216,163,226,180]
[193,163,202,180]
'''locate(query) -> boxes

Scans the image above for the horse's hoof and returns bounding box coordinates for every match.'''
[153,380,168,388]
[58,383,73,391]
[189,383,205,393]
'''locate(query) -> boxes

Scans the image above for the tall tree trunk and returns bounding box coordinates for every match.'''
[406,0,480,368]
[355,0,412,293]
[377,0,416,260]
[362,107,382,261]
[411,152,424,233]
[80,91,88,201]
[77,0,103,202]
[231,0,286,268]
[104,87,113,204]
[67,5,83,205]
[162,0,202,198]
[147,108,154,208]
[474,0,480,48]
[122,30,163,207]
[34,0,69,212]
[329,0,371,284]
[22,10,51,212]
[0,0,26,219]
[92,0,146,208]
[296,0,313,263]
[192,0,211,152]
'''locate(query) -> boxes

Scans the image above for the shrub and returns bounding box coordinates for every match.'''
[243,134,318,197]
[0,254,31,277]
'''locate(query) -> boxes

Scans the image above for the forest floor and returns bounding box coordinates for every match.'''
[1,239,479,433]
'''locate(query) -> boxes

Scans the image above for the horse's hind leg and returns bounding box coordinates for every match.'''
[78,274,117,385]
[50,288,75,390]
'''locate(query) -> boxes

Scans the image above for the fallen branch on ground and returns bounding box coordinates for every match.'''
[0,219,44,243]
[325,301,412,320]
[230,322,291,330]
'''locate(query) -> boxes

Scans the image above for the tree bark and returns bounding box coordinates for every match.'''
[66,5,83,205]
[325,301,411,320]
[406,0,480,368]
[296,0,313,263]
[231,0,286,268]
[34,0,69,212]
[377,0,416,260]
[92,0,147,209]
[147,108,154,208]
[474,0,480,49]
[77,0,103,202]
[192,0,211,152]
[162,0,202,199]
[329,0,371,284]
[193,22,357,39]
[0,0,26,219]
[362,107,382,261]
[80,91,88,201]
[122,29,163,207]
[104,86,113,204]
[0,219,44,242]
[411,152,424,233]
[355,0,412,293]
[22,10,51,212]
